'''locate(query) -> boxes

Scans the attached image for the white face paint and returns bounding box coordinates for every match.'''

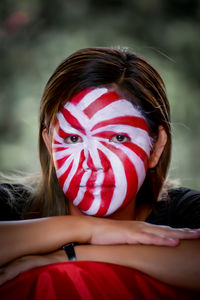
[52,87,152,216]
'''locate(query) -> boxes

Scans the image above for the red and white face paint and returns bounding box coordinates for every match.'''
[52,87,152,216]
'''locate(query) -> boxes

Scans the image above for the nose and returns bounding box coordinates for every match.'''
[82,148,109,172]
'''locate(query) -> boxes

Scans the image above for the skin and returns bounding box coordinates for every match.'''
[0,218,200,290]
[52,88,152,217]
[0,92,200,290]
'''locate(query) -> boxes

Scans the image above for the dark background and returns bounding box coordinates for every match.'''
[0,0,200,188]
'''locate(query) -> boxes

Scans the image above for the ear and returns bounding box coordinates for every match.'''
[42,128,52,155]
[149,126,167,169]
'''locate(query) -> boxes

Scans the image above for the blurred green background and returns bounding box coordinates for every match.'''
[0,0,199,189]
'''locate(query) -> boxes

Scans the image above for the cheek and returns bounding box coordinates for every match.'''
[109,142,148,204]
[121,150,148,209]
[118,150,139,190]
[123,142,149,172]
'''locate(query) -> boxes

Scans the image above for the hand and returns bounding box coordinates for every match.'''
[89,218,200,246]
[0,250,66,286]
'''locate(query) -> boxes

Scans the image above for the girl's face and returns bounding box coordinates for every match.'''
[52,87,152,216]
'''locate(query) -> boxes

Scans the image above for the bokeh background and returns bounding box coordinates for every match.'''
[0,0,199,189]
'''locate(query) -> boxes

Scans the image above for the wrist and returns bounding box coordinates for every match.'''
[75,244,108,263]
[46,250,68,263]
[61,242,78,261]
[54,215,93,245]
[69,216,94,244]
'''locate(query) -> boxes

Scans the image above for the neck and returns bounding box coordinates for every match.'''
[69,199,149,221]
[105,200,136,220]
[135,203,153,221]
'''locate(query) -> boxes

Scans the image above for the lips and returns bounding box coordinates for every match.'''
[80,185,115,188]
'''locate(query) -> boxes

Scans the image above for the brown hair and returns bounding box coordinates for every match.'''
[28,47,171,217]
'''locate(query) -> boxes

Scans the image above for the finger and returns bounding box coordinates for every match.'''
[0,267,19,286]
[143,225,200,240]
[0,259,28,286]
[128,231,180,247]
[0,257,36,286]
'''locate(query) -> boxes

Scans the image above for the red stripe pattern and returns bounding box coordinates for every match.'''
[52,87,152,216]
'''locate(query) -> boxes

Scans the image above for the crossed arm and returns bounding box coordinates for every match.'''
[0,215,200,291]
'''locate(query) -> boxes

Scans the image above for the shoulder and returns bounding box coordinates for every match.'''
[0,183,31,220]
[146,187,200,229]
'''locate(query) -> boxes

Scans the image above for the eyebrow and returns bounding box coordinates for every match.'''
[91,116,149,132]
[60,107,86,134]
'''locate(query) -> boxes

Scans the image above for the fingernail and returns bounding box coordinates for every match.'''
[167,238,179,243]
[189,230,200,234]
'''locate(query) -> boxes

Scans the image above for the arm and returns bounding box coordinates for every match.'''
[1,239,199,291]
[1,216,199,266]
[76,239,200,291]
[0,216,91,266]
[1,214,199,269]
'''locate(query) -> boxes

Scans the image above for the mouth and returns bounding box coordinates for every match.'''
[79,185,115,188]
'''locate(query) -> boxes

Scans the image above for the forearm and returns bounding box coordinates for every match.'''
[1,216,199,278]
[76,240,200,291]
[0,216,91,266]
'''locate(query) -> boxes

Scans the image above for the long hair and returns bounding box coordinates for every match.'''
[27,47,171,217]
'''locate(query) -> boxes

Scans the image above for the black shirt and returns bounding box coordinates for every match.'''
[146,187,200,229]
[0,184,200,228]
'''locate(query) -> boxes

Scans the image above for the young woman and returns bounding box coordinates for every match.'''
[0,47,200,292]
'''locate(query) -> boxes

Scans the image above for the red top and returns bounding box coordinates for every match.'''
[0,261,199,300]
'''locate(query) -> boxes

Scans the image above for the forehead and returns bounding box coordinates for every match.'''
[66,87,139,116]
[57,87,148,131]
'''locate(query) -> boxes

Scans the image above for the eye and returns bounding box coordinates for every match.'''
[111,134,129,143]
[64,135,82,144]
